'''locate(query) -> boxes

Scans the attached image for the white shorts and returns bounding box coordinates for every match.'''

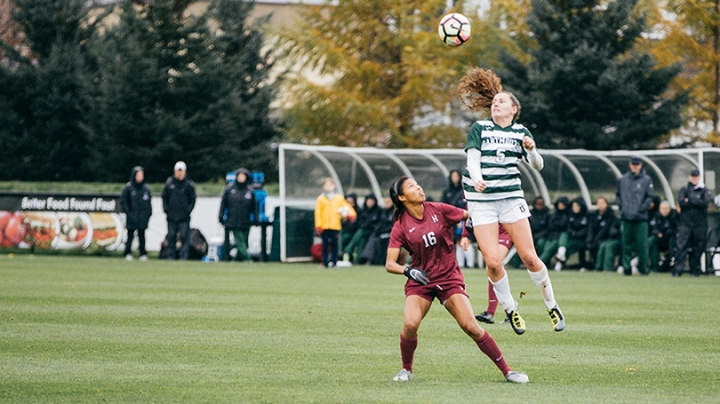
[468,199,530,226]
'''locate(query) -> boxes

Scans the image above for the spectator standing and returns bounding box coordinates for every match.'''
[314,178,356,268]
[616,156,654,276]
[339,192,359,261]
[161,161,196,260]
[672,168,712,277]
[553,197,589,271]
[586,197,616,270]
[538,196,569,266]
[648,201,677,272]
[120,166,152,261]
[344,194,380,264]
[218,168,256,262]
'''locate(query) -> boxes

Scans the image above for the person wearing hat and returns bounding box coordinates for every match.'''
[218,168,256,262]
[161,161,196,260]
[615,156,654,275]
[672,168,712,277]
[120,166,152,261]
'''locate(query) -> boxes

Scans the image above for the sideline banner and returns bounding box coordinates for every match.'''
[0,192,124,250]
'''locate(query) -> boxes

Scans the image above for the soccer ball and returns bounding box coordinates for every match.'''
[438,13,471,47]
[338,206,351,219]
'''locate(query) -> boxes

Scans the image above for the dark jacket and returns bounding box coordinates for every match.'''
[567,198,589,240]
[587,206,616,250]
[441,170,465,209]
[162,175,196,222]
[218,169,256,230]
[529,200,551,240]
[547,196,570,239]
[358,194,381,231]
[341,192,360,234]
[616,169,654,221]
[375,205,395,236]
[677,182,712,227]
[120,166,152,230]
[650,209,678,251]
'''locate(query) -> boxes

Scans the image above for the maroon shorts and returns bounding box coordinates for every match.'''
[498,224,513,249]
[405,279,468,305]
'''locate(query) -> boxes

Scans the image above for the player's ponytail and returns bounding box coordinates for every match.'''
[457,67,502,111]
[389,176,409,222]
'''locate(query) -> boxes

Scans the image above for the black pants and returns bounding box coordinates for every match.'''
[673,224,707,276]
[124,228,147,256]
[167,220,190,260]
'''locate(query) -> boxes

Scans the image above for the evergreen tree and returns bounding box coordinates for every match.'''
[0,0,97,180]
[499,0,687,150]
[91,0,277,182]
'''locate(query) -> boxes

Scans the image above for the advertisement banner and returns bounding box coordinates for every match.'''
[0,192,124,250]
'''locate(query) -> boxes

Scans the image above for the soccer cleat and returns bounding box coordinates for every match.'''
[505,371,529,384]
[507,309,526,335]
[475,311,495,324]
[125,254,133,261]
[501,313,511,324]
[548,306,565,332]
[393,369,412,381]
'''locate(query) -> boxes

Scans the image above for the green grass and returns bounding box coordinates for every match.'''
[0,256,718,403]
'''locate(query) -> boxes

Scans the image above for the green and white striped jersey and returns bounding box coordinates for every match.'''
[463,119,533,202]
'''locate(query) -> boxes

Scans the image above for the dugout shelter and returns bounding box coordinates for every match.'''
[278,144,720,262]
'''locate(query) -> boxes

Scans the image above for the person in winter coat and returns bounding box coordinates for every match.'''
[218,168,257,262]
[595,213,622,272]
[586,197,616,269]
[344,194,381,264]
[538,196,570,266]
[553,197,589,271]
[339,192,360,260]
[314,178,356,268]
[672,168,713,277]
[648,201,677,272]
[161,161,196,260]
[616,156,654,275]
[120,166,152,261]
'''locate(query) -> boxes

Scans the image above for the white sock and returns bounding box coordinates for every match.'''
[456,245,465,267]
[528,266,557,310]
[490,273,517,313]
[464,246,475,268]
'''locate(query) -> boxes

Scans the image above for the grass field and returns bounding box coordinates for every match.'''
[1,255,718,403]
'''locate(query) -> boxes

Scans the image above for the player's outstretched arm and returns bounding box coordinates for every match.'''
[385,248,405,275]
[523,136,544,171]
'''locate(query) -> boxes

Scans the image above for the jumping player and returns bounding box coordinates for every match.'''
[385,176,528,384]
[457,68,565,334]
[460,222,513,324]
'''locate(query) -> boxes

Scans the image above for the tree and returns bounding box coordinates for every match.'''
[499,0,687,150]
[0,0,98,180]
[90,0,278,183]
[639,0,720,146]
[275,0,527,149]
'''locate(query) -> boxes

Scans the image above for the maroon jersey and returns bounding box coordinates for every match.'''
[389,202,465,283]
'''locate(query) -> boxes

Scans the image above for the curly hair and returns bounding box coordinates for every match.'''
[457,67,522,121]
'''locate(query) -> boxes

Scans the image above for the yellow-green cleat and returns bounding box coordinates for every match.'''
[548,306,565,332]
[507,309,526,335]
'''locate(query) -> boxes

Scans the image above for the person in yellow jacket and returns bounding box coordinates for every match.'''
[315,177,357,268]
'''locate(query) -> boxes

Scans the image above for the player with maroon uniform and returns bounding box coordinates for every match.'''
[385,176,528,384]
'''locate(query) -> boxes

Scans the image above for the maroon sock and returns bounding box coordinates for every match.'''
[400,334,418,372]
[486,281,498,315]
[475,331,511,376]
